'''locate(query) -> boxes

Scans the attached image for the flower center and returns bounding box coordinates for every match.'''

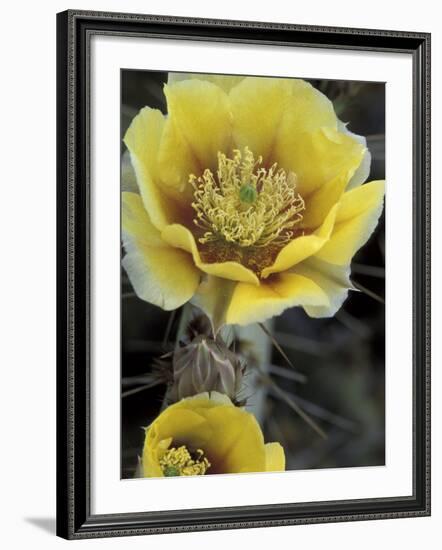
[190,148,305,249]
[159,445,211,476]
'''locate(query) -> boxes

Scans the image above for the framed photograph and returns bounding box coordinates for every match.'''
[56,10,431,539]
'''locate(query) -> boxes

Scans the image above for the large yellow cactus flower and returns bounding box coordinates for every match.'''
[123,74,385,328]
[142,392,285,477]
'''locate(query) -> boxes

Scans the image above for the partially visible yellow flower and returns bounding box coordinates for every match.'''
[142,392,285,477]
[123,74,385,328]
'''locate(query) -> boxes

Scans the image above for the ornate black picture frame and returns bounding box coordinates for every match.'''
[56,9,430,539]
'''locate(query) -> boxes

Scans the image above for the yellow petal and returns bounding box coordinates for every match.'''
[314,180,385,265]
[123,107,185,230]
[164,79,232,171]
[338,120,371,189]
[275,126,365,198]
[142,449,165,478]
[292,257,353,318]
[162,224,259,285]
[122,193,201,310]
[168,72,245,93]
[157,116,200,202]
[300,126,370,229]
[203,405,266,473]
[147,409,211,449]
[230,77,292,161]
[230,77,336,164]
[261,203,338,278]
[301,171,352,229]
[226,273,330,326]
[265,442,286,472]
[277,79,337,133]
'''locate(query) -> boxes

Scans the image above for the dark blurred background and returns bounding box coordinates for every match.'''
[120,70,385,478]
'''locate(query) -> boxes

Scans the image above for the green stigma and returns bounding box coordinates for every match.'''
[163,465,181,477]
[239,183,257,204]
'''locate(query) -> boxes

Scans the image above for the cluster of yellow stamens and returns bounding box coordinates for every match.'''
[191,148,305,249]
[159,445,211,477]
